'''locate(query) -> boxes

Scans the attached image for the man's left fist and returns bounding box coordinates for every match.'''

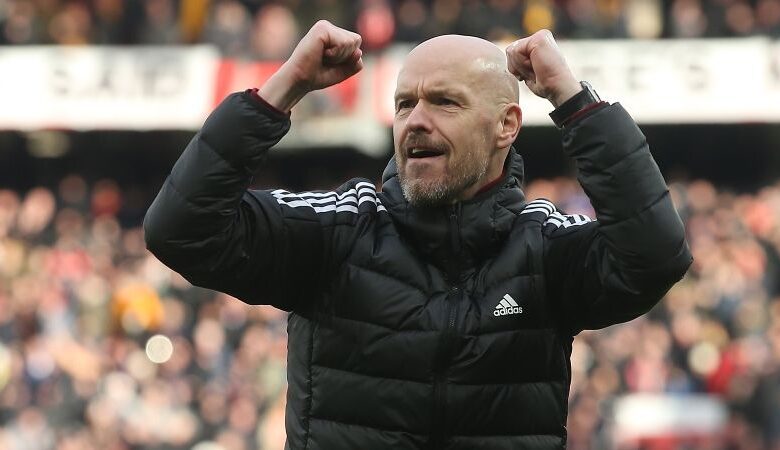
[506,30,582,107]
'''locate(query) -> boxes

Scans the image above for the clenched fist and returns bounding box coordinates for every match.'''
[506,30,582,108]
[258,20,363,113]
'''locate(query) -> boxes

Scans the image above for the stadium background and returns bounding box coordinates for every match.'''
[1,0,780,449]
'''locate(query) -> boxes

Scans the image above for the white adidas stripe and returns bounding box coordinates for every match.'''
[520,199,593,229]
[273,187,378,201]
[311,204,359,213]
[521,207,555,215]
[520,200,555,215]
[546,212,592,229]
[288,195,358,206]
[499,299,512,309]
[271,183,387,213]
[503,294,519,307]
[274,194,378,208]
[295,187,376,199]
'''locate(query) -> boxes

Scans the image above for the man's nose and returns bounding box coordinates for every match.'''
[405,102,433,132]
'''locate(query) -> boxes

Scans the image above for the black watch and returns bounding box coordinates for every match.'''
[549,81,601,128]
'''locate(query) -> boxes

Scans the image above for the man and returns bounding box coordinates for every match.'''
[144,21,692,450]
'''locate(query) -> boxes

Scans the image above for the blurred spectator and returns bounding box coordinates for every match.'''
[138,0,179,44]
[202,0,252,57]
[1,0,44,44]
[394,0,430,42]
[756,0,780,36]
[355,0,394,50]
[48,2,92,45]
[91,0,126,44]
[180,0,210,43]
[625,0,663,38]
[249,3,299,60]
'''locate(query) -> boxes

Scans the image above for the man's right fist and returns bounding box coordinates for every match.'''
[291,20,363,91]
[258,21,363,113]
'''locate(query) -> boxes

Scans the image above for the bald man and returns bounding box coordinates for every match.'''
[145,21,692,450]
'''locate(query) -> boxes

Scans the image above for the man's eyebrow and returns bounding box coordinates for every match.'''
[394,86,469,102]
[394,90,411,102]
[426,87,469,100]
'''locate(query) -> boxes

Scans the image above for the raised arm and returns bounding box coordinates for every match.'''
[507,30,692,334]
[143,21,364,310]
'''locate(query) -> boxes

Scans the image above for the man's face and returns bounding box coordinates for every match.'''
[392,52,499,207]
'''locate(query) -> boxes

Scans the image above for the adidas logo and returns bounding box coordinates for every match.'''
[493,294,523,316]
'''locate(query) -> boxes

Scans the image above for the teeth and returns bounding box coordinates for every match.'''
[408,147,443,158]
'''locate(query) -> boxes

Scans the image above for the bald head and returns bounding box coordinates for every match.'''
[402,35,520,106]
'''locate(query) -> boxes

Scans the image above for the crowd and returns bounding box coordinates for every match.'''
[1,0,779,55]
[0,174,290,450]
[0,168,778,450]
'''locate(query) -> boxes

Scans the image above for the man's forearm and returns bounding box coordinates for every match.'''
[257,65,309,114]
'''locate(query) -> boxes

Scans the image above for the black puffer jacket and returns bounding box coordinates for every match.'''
[144,91,692,449]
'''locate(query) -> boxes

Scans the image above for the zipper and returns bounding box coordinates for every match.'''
[448,204,461,261]
[431,204,462,449]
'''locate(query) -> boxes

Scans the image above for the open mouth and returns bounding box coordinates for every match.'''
[407,147,445,159]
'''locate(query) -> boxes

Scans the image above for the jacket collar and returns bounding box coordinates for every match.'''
[379,147,527,274]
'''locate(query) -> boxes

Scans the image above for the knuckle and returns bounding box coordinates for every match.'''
[314,19,332,32]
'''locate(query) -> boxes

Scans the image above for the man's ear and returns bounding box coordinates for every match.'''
[496,104,522,149]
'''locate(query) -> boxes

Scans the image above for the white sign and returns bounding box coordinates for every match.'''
[610,393,728,442]
[0,46,218,130]
[557,38,780,124]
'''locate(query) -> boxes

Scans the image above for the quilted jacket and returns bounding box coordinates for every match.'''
[144,91,692,449]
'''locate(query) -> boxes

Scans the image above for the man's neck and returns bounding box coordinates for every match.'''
[474,168,507,196]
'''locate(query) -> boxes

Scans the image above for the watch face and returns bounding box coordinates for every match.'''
[581,81,600,102]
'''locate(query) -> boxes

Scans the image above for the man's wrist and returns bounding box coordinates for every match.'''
[256,65,310,114]
[549,80,583,108]
[549,81,603,128]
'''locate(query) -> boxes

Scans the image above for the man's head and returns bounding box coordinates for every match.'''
[393,35,522,207]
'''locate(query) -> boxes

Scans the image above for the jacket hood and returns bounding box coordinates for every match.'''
[378,147,528,276]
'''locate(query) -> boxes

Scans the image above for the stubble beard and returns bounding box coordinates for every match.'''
[396,150,488,208]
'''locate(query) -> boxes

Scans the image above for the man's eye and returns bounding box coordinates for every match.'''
[396,100,414,111]
[437,98,457,106]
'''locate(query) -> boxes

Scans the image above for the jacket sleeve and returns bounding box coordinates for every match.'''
[543,103,693,334]
[144,91,331,310]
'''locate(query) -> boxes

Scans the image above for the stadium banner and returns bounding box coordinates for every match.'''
[555,38,780,124]
[0,46,218,130]
[609,394,728,446]
[0,39,778,151]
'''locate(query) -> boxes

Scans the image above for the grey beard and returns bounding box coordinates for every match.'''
[399,176,455,207]
[396,154,487,207]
